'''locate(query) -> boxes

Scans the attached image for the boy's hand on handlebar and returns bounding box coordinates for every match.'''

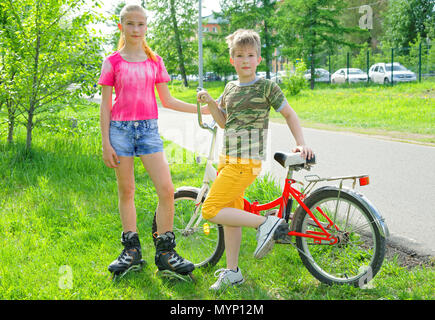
[292,145,314,160]
[197,90,214,104]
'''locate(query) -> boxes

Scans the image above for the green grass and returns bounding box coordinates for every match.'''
[167,79,435,144]
[0,99,434,300]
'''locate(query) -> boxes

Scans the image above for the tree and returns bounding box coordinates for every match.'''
[146,0,198,87]
[220,0,280,79]
[382,0,434,49]
[276,0,365,89]
[0,0,104,151]
[337,0,389,50]
[203,30,234,81]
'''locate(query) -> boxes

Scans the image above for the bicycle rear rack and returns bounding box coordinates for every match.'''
[303,174,370,195]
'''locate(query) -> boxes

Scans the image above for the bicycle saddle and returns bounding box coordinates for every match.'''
[274,152,316,169]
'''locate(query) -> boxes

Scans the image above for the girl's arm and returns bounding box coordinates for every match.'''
[279,103,314,160]
[100,85,119,168]
[155,83,209,114]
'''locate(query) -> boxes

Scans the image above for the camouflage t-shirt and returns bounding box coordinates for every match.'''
[219,77,287,160]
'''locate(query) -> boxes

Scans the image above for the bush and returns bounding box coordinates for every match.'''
[282,61,307,96]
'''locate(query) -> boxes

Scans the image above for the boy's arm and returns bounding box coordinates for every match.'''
[197,90,226,128]
[156,83,209,114]
[100,85,119,168]
[279,103,314,160]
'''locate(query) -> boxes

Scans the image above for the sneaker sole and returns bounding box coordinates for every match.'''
[209,278,245,291]
[254,219,284,259]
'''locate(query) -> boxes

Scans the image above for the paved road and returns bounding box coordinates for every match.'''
[157,106,435,256]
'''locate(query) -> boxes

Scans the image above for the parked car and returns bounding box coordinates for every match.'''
[368,62,416,84]
[304,68,330,83]
[187,74,198,81]
[256,71,267,79]
[205,72,221,81]
[269,70,286,83]
[331,68,368,83]
[224,74,238,81]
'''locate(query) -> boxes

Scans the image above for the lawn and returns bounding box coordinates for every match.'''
[0,98,434,300]
[166,80,435,144]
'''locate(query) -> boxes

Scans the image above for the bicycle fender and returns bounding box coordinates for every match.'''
[309,186,389,239]
[175,186,201,194]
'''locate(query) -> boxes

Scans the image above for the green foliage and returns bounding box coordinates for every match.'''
[276,0,366,89]
[382,0,434,48]
[282,61,307,96]
[147,0,198,85]
[0,0,104,150]
[219,0,280,77]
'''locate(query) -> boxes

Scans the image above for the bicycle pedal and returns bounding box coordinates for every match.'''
[274,223,290,241]
[276,235,293,244]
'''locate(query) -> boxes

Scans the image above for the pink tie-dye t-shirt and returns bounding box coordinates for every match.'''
[98,51,170,121]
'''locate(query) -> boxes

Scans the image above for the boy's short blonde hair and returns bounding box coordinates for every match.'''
[226,29,261,58]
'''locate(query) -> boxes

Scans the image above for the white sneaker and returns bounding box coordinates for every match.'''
[254,216,285,259]
[209,268,244,291]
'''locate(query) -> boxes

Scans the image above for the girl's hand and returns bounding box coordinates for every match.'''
[292,145,314,161]
[197,90,214,104]
[102,144,120,168]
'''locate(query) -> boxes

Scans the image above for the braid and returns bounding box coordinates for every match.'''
[143,40,157,62]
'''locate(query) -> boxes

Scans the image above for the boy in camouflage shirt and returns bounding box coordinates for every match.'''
[197,29,313,291]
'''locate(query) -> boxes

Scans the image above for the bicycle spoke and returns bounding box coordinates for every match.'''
[294,188,385,286]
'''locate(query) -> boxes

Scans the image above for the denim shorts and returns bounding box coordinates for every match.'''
[109,119,164,157]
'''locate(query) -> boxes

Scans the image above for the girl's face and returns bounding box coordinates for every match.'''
[230,45,262,82]
[118,10,147,44]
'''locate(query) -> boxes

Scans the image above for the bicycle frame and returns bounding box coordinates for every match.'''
[192,98,378,245]
[244,169,341,245]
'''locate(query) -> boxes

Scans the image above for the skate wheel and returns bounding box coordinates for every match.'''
[156,269,195,283]
[111,260,146,281]
[187,273,196,283]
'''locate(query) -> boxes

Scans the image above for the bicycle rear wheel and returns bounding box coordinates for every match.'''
[293,187,386,287]
[152,189,225,268]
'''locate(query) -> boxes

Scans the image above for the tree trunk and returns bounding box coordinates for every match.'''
[264,19,271,79]
[310,48,315,90]
[25,109,34,151]
[26,16,41,152]
[7,99,14,144]
[169,0,188,87]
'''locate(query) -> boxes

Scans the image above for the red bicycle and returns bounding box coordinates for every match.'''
[152,100,389,287]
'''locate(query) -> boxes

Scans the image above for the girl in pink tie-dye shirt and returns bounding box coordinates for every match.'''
[98,4,207,279]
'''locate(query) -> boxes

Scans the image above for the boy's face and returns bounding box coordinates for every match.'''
[230,45,262,82]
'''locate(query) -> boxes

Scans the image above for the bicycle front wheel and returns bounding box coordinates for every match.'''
[293,187,386,287]
[152,189,225,268]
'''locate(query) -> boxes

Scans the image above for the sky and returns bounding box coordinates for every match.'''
[87,0,221,37]
[91,0,221,20]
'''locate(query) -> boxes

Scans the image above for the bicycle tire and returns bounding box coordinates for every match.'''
[152,189,225,269]
[293,187,386,287]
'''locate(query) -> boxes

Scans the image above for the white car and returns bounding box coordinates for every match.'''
[331,68,368,83]
[256,71,267,79]
[368,62,416,84]
[271,70,288,83]
[304,68,330,83]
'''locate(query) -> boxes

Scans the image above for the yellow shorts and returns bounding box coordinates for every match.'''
[201,156,262,220]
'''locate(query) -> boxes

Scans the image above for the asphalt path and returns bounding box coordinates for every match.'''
[156,106,435,256]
